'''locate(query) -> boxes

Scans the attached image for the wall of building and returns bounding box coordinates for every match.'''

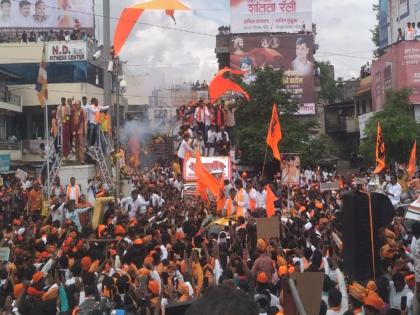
[380,0,420,48]
[9,82,104,106]
[371,41,420,111]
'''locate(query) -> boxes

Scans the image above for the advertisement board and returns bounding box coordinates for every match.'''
[0,0,94,29]
[47,41,87,62]
[0,154,10,172]
[183,156,231,182]
[371,41,420,111]
[230,0,312,34]
[230,33,315,114]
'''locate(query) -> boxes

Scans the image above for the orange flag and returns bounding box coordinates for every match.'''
[113,0,190,55]
[265,184,277,218]
[209,67,250,102]
[195,149,208,202]
[216,174,225,213]
[373,122,385,174]
[195,149,220,198]
[408,141,417,179]
[266,104,282,160]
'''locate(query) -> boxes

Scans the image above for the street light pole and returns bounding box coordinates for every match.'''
[103,0,112,109]
[115,58,121,198]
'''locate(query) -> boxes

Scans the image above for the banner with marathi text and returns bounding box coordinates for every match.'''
[230,0,312,34]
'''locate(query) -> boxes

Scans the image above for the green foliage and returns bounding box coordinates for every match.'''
[305,134,339,163]
[371,4,383,58]
[359,89,420,164]
[234,66,317,167]
[317,60,338,103]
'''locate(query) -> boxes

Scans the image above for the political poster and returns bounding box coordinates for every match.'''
[183,156,232,182]
[230,33,315,115]
[281,154,300,185]
[230,0,312,34]
[0,0,94,29]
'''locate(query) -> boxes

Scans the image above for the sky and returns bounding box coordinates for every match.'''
[95,0,377,98]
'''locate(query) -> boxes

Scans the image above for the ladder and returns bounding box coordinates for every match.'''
[42,136,63,195]
[87,130,114,192]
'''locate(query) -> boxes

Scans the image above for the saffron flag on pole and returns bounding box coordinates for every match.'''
[266,104,282,160]
[407,140,417,179]
[373,122,385,174]
[265,184,277,218]
[35,43,48,107]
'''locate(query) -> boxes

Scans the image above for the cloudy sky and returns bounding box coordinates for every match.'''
[97,0,376,96]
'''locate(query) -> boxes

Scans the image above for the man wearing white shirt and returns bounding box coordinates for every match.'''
[18,0,32,28]
[389,273,414,315]
[120,190,141,219]
[151,191,165,209]
[137,193,150,215]
[0,0,11,27]
[173,174,183,192]
[177,133,194,172]
[255,182,267,210]
[216,126,229,142]
[386,176,402,207]
[207,125,217,156]
[194,100,208,139]
[87,98,110,147]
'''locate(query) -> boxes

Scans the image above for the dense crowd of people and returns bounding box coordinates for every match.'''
[48,96,111,165]
[176,98,240,165]
[0,141,419,314]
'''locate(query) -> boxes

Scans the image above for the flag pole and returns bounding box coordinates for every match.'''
[262,145,268,177]
[45,102,49,210]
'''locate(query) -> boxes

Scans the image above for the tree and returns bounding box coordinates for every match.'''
[234,66,316,168]
[359,89,420,165]
[317,60,338,103]
[371,3,383,58]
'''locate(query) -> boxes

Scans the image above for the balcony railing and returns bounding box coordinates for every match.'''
[0,89,21,106]
[0,140,21,150]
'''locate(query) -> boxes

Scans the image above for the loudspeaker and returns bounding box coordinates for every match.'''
[165,301,193,315]
[342,191,394,281]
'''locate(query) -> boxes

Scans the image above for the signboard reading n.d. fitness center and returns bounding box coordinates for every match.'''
[47,41,87,62]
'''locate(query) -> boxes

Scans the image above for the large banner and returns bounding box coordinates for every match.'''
[0,0,94,29]
[47,41,87,62]
[230,0,312,34]
[230,33,315,114]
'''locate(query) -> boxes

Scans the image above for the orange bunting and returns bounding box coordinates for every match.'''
[265,184,277,218]
[113,0,190,55]
[266,104,282,160]
[408,140,417,179]
[209,67,250,102]
[373,122,385,174]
